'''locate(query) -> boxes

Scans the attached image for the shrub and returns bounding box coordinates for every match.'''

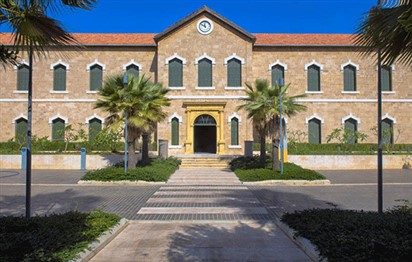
[0,210,120,262]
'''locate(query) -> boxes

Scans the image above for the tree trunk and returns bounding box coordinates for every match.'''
[141,132,150,165]
[128,140,137,168]
[272,138,280,170]
[259,129,266,167]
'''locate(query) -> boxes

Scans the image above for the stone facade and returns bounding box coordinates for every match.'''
[1,6,411,155]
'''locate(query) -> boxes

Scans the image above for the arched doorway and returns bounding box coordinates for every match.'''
[194,114,217,153]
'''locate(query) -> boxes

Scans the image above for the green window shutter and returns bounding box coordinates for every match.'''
[381,66,392,91]
[17,65,29,91]
[171,117,179,145]
[52,118,65,141]
[308,119,321,144]
[89,118,102,141]
[169,58,183,87]
[231,118,239,145]
[344,118,357,144]
[90,64,103,91]
[271,65,284,87]
[198,58,212,87]
[382,119,393,144]
[344,65,356,91]
[126,64,139,80]
[53,64,67,91]
[15,118,28,143]
[227,59,241,87]
[307,65,320,91]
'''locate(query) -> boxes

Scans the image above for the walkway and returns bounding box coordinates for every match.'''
[90,168,311,261]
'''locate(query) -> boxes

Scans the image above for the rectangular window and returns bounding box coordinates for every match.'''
[52,118,65,141]
[231,118,239,145]
[227,59,241,87]
[17,65,29,91]
[15,118,28,143]
[198,59,212,87]
[343,65,356,91]
[126,65,139,79]
[90,65,103,91]
[88,118,102,141]
[307,65,320,91]
[169,58,183,87]
[171,118,179,145]
[271,65,284,87]
[381,65,392,91]
[308,119,321,144]
[53,64,67,91]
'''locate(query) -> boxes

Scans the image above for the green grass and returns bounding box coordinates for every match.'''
[229,156,325,181]
[82,157,180,182]
[0,210,121,262]
[281,203,412,262]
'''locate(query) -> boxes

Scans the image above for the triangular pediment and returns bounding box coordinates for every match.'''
[154,6,256,43]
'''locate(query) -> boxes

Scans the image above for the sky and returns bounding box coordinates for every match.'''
[1,0,378,34]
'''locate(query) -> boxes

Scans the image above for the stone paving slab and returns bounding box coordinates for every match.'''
[147,197,260,204]
[138,207,268,214]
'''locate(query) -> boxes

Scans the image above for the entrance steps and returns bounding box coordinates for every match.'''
[167,168,242,185]
[176,154,237,169]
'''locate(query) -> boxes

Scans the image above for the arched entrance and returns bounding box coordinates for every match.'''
[194,114,217,153]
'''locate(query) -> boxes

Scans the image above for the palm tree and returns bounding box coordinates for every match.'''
[355,0,412,65]
[95,74,170,168]
[238,79,306,169]
[0,0,96,65]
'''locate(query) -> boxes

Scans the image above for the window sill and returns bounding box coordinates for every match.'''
[228,145,242,149]
[167,87,186,90]
[169,145,182,149]
[13,90,28,94]
[305,91,323,94]
[341,91,360,94]
[195,86,215,90]
[225,86,244,90]
[382,91,396,94]
[50,90,69,94]
[86,91,98,94]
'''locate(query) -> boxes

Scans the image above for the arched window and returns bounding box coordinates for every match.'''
[52,118,65,141]
[307,64,321,91]
[53,64,67,91]
[90,64,103,91]
[271,64,285,87]
[17,64,30,91]
[344,118,358,144]
[169,58,183,87]
[308,118,321,144]
[171,117,179,146]
[198,58,212,87]
[343,65,357,91]
[381,65,392,91]
[227,58,242,87]
[382,118,394,144]
[88,118,102,141]
[15,117,28,143]
[126,64,139,79]
[230,117,239,146]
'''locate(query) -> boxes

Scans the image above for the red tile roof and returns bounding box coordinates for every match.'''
[1,33,356,46]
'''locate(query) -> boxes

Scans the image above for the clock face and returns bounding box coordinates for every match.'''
[197,19,213,34]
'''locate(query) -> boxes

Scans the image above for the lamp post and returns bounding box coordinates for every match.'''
[123,74,129,174]
[279,78,285,175]
[25,45,33,218]
[377,0,383,214]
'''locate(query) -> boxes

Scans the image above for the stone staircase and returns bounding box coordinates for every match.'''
[177,155,234,169]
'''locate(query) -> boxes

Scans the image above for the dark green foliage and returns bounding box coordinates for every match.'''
[281,207,412,262]
[0,210,120,262]
[82,157,181,182]
[229,156,325,181]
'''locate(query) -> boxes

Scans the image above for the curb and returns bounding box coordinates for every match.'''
[242,179,331,186]
[78,180,167,185]
[275,219,323,262]
[73,218,129,262]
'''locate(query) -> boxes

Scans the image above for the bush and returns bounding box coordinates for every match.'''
[0,210,120,262]
[281,207,412,261]
[82,157,181,182]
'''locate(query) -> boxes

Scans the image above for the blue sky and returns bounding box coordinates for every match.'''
[2,0,377,34]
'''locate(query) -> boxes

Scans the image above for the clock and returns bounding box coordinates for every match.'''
[197,19,213,35]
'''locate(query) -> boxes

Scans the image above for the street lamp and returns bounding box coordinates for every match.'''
[123,74,129,174]
[279,78,285,175]
[377,0,383,214]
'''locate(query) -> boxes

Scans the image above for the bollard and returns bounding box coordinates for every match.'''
[21,147,27,170]
[80,148,86,170]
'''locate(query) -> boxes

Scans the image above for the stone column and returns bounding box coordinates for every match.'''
[158,139,168,159]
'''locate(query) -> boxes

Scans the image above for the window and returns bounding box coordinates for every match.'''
[88,118,102,141]
[169,58,183,87]
[171,117,179,146]
[227,58,241,87]
[343,65,356,91]
[52,118,65,141]
[271,65,285,87]
[344,118,358,144]
[198,58,212,87]
[17,64,29,91]
[15,118,28,143]
[90,64,103,91]
[308,118,321,144]
[307,65,320,91]
[231,117,239,146]
[381,65,392,91]
[126,64,139,79]
[382,118,394,144]
[53,64,67,91]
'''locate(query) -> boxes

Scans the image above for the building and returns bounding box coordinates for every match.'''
[1,6,411,155]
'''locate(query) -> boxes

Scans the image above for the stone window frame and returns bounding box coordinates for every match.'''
[86,59,106,94]
[305,114,324,144]
[122,59,143,79]
[304,60,324,94]
[13,114,28,142]
[50,60,70,94]
[340,60,360,94]
[85,114,105,141]
[168,112,183,149]
[341,113,361,126]
[376,64,396,94]
[224,53,245,90]
[195,53,216,90]
[165,53,187,90]
[49,113,69,141]
[227,112,242,148]
[13,60,30,93]
[268,59,288,86]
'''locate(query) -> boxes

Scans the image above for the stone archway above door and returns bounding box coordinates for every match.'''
[183,102,226,154]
